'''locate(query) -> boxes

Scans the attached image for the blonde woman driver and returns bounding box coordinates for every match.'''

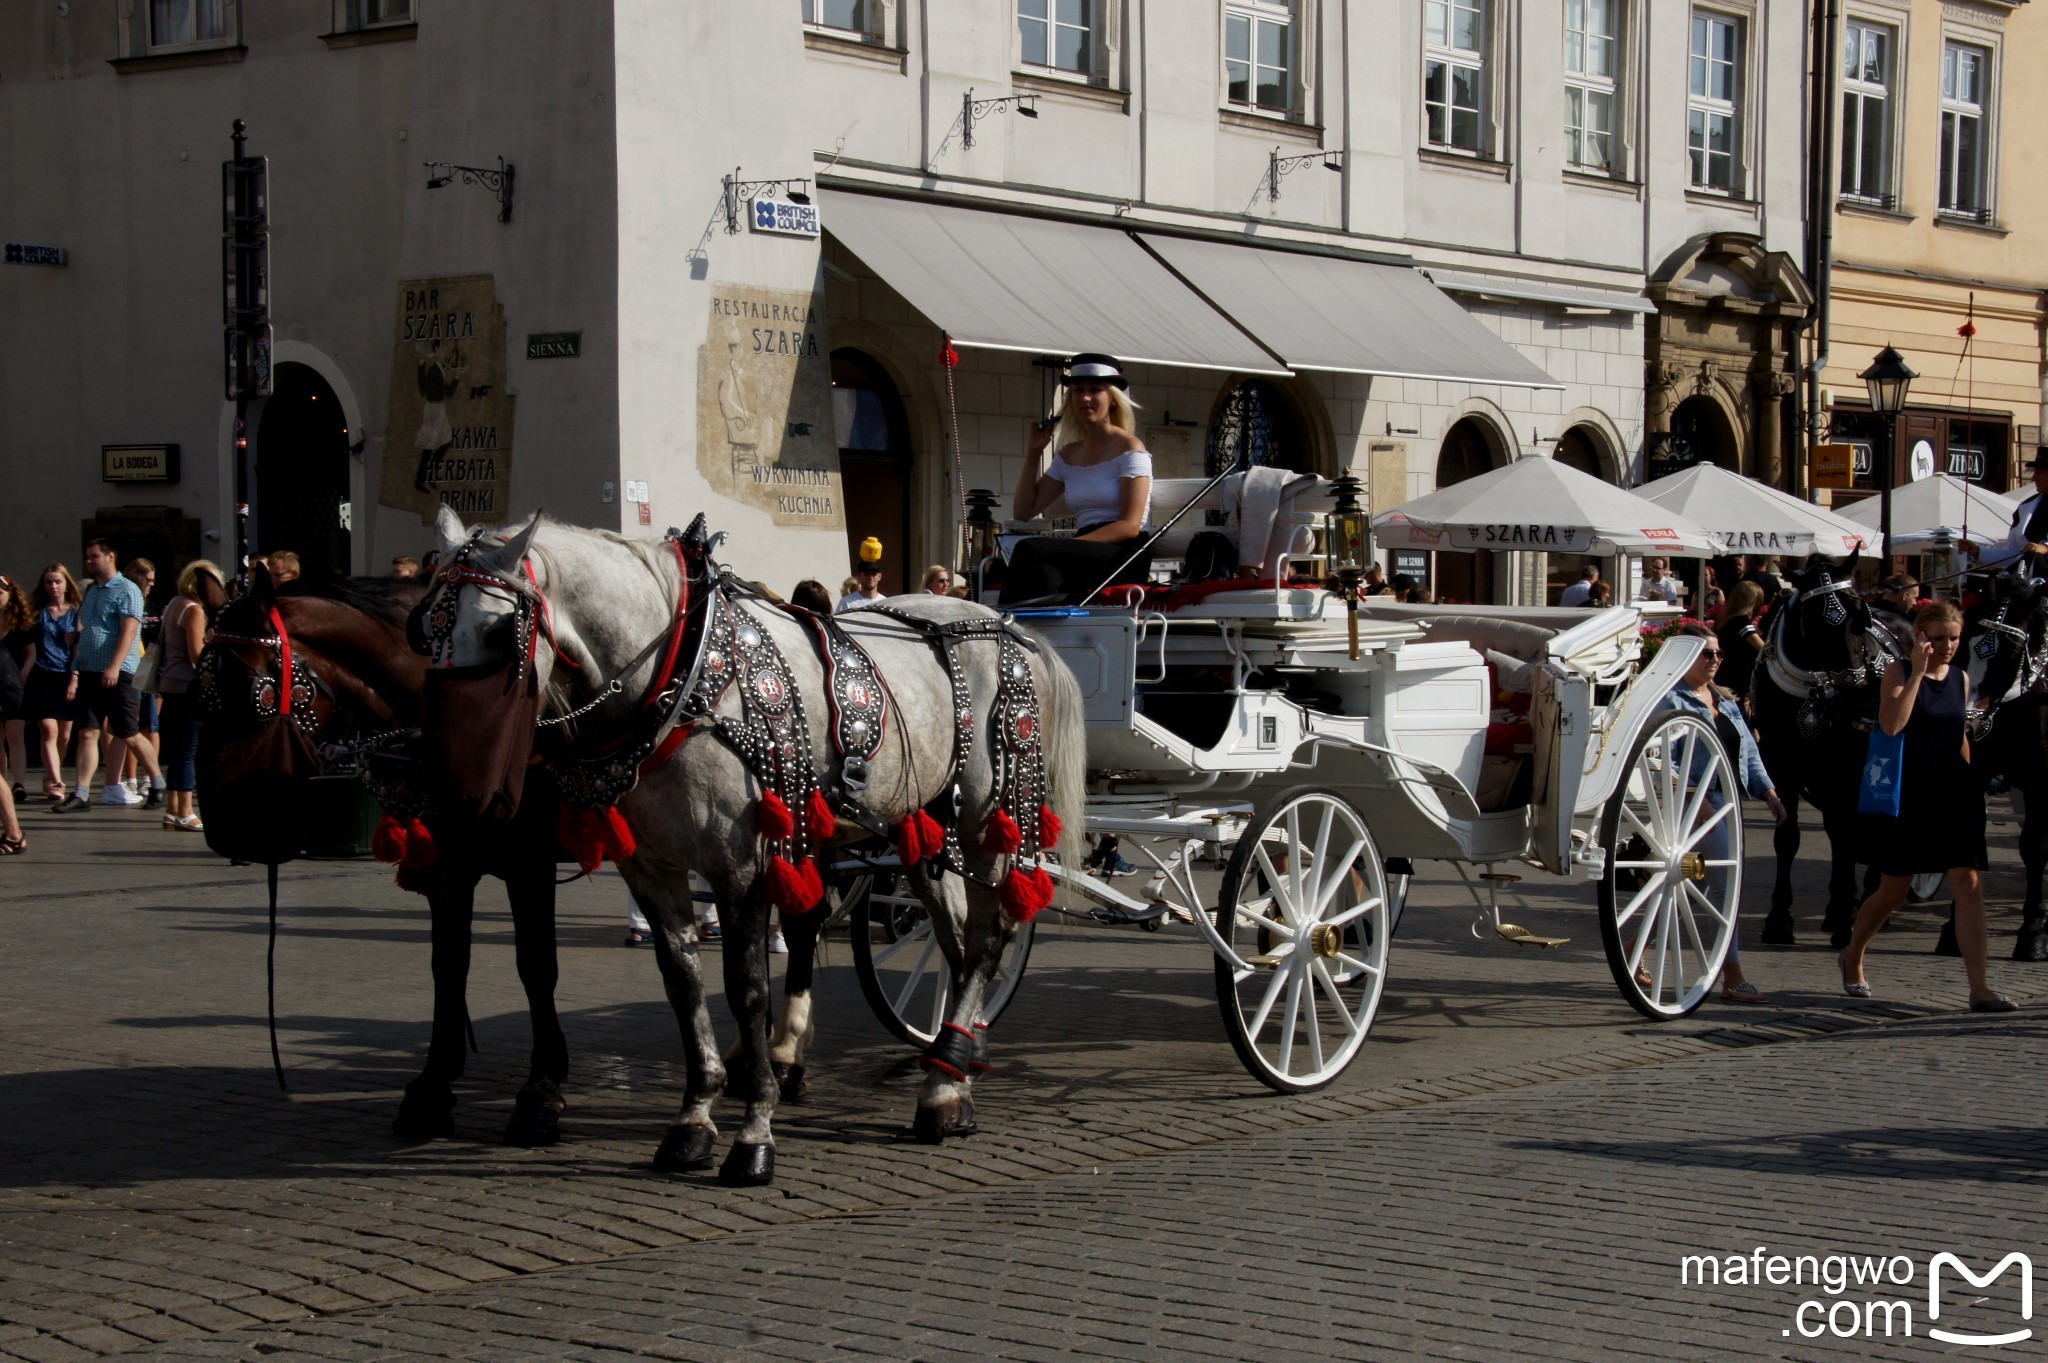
[1002,354,1154,607]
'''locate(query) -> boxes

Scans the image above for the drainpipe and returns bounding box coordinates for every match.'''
[1801,0,1840,502]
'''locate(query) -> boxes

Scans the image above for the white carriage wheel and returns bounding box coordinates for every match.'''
[846,872,1035,1048]
[1212,789,1390,1094]
[1597,710,1744,1020]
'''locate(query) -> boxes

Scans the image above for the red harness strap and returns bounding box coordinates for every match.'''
[267,607,294,699]
[633,538,699,775]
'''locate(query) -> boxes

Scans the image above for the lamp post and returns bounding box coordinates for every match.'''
[1324,472,1370,659]
[1860,345,1916,565]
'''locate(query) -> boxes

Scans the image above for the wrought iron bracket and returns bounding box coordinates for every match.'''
[424,158,515,224]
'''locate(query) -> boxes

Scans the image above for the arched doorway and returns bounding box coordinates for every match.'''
[1205,379,1313,475]
[1550,426,1611,603]
[255,362,351,576]
[1433,417,1507,604]
[1670,395,1737,473]
[831,348,913,594]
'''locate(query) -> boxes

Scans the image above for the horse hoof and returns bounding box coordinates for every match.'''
[946,1098,978,1138]
[1760,919,1795,947]
[912,1100,977,1144]
[392,1085,456,1141]
[653,1125,717,1173]
[504,1086,565,1148]
[773,1061,809,1105]
[2013,926,2048,962]
[718,1142,775,1186]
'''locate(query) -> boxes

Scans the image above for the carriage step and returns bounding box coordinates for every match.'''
[1089,902,1170,928]
[1494,923,1570,949]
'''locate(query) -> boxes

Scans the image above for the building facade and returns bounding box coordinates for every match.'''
[2,1,1807,604]
[1812,0,2042,505]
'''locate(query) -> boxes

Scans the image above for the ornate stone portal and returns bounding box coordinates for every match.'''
[1644,234,1811,491]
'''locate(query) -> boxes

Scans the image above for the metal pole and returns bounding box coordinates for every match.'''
[230,119,251,588]
[1879,409,1896,564]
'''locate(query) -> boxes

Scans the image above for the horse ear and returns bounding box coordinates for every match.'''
[435,506,468,553]
[194,569,229,618]
[245,560,276,612]
[491,510,543,568]
[1843,547,1860,576]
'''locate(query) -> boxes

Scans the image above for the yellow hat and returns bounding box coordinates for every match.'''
[858,536,884,567]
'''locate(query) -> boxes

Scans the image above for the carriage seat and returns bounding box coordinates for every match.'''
[1143,469,1327,582]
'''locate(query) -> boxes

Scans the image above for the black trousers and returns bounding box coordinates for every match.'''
[998,531,1152,607]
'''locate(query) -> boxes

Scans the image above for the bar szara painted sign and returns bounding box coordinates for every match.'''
[380,275,516,525]
[696,284,843,528]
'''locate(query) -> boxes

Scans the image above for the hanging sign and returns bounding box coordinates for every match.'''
[1909,439,1937,481]
[102,444,180,483]
[5,243,66,267]
[749,196,821,239]
[1810,443,1853,490]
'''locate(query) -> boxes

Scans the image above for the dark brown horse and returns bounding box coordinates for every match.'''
[195,569,570,1144]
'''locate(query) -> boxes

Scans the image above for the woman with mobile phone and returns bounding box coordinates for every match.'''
[1000,354,1154,606]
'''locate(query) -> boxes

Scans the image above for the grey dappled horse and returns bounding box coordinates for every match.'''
[409,509,1084,1185]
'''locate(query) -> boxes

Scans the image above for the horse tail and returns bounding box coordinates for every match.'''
[1031,632,1088,868]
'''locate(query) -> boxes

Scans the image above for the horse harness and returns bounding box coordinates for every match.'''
[1755,575,1899,740]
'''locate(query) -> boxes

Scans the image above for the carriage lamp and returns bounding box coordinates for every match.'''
[961,488,1002,600]
[1325,473,1370,659]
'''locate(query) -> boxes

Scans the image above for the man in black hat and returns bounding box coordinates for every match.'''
[1975,449,2048,573]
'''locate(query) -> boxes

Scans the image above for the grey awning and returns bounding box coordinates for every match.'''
[1138,234,1562,388]
[819,190,1287,375]
[1427,268,1656,315]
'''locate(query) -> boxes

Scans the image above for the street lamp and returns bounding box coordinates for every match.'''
[1324,472,1370,659]
[1861,344,1917,563]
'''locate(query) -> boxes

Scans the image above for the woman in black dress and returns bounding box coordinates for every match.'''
[1839,601,2014,1010]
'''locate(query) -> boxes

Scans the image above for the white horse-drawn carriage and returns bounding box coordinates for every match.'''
[846,470,1745,1092]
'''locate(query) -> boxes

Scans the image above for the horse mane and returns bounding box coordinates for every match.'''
[277,573,419,626]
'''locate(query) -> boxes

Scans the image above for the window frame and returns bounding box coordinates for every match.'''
[1838,17,1896,208]
[330,0,413,34]
[1421,0,1491,157]
[1563,0,1626,175]
[143,0,235,53]
[803,0,878,42]
[1936,36,1994,222]
[1018,0,1094,81]
[1685,7,1746,195]
[1222,0,1303,122]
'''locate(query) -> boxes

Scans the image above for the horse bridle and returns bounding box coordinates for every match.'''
[199,606,323,737]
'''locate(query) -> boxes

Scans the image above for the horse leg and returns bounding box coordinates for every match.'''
[502,857,568,1147]
[2017,785,2048,962]
[639,877,726,1174]
[910,872,1000,1145]
[716,887,779,1186]
[769,907,823,1104]
[1762,790,1801,945]
[1820,800,1863,949]
[393,866,477,1139]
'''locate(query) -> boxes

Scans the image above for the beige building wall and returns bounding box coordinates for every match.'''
[1819,0,2047,497]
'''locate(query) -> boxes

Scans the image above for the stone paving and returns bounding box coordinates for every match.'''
[2,796,2042,1360]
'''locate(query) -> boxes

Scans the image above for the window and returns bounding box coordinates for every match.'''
[331,0,411,31]
[802,0,868,35]
[1225,1,1293,115]
[1020,0,1091,77]
[1839,21,1893,205]
[1939,40,1990,219]
[1564,0,1620,171]
[1424,0,1487,153]
[1686,10,1742,192]
[149,0,226,48]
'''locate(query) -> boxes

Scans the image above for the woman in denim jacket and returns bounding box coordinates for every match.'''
[1654,621,1787,1003]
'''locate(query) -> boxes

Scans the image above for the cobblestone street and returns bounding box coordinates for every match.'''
[4,800,2042,1361]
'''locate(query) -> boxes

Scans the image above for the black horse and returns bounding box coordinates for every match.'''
[1750,558,1899,948]
[1960,571,2048,961]
[195,570,572,1144]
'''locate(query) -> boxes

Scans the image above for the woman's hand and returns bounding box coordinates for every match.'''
[1025,419,1055,460]
[1765,790,1788,825]
[1910,638,1935,676]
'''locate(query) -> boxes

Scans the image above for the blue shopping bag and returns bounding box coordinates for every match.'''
[1857,729,1905,817]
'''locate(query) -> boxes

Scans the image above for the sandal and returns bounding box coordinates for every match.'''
[1837,950,1872,999]
[1720,980,1771,1005]
[622,929,652,947]
[0,835,25,856]
[42,782,64,803]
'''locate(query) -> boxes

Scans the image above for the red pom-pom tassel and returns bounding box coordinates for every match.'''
[372,813,407,864]
[806,790,837,841]
[982,809,1023,856]
[768,855,825,913]
[599,806,637,862]
[400,817,438,869]
[556,805,603,874]
[999,864,1057,923]
[758,790,796,842]
[1038,804,1063,846]
[897,809,945,865]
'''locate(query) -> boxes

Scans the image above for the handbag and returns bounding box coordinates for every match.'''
[1857,727,1906,817]
[131,642,162,695]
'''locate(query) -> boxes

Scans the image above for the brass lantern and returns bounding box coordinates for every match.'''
[960,487,1002,601]
[1324,472,1370,658]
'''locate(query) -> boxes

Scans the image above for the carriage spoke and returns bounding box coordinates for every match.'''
[1678,801,1735,853]
[1310,839,1367,919]
[1614,869,1669,930]
[1626,881,1665,972]
[1275,962,1307,1073]
[1303,977,1325,1074]
[1302,805,1336,923]
[889,930,940,1018]
[1244,954,1295,1038]
[1333,951,1381,979]
[928,967,953,1036]
[1324,895,1383,930]
[1650,888,1675,1003]
[1254,845,1299,926]
[1284,807,1305,918]
[1679,750,1719,834]
[1621,802,1663,854]
[869,922,931,969]
[1682,879,1734,930]
[1313,960,1368,1037]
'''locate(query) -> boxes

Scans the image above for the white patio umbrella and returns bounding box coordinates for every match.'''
[1833,474,2021,553]
[1633,462,1881,558]
[1373,453,1724,557]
